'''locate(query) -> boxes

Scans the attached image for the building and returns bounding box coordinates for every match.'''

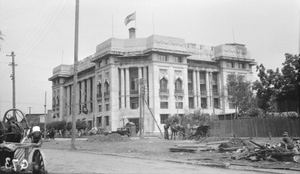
[49,28,256,135]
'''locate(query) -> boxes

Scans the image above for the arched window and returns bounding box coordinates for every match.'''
[97,82,102,94]
[104,81,109,92]
[56,96,60,106]
[160,77,168,90]
[175,78,182,90]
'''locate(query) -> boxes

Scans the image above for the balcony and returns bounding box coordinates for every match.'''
[174,89,184,95]
[130,90,139,95]
[159,89,169,96]
[200,91,207,96]
[200,79,206,84]
[104,91,110,98]
[97,93,102,99]
[188,90,193,96]
[213,91,219,96]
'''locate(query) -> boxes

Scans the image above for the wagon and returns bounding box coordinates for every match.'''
[188,125,211,141]
[0,108,47,174]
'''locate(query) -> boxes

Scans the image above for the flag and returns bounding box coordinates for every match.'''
[124,12,136,25]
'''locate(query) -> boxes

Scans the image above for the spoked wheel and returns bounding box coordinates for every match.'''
[3,109,29,129]
[32,149,47,174]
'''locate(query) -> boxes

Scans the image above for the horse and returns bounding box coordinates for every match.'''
[170,124,185,140]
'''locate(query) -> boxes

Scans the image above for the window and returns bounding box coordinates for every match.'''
[131,77,138,90]
[174,56,182,63]
[98,105,102,112]
[176,102,183,109]
[106,104,110,111]
[105,58,109,65]
[201,98,207,109]
[97,117,102,127]
[160,102,168,109]
[227,62,234,68]
[104,81,109,92]
[189,97,194,109]
[158,54,168,61]
[200,72,206,84]
[130,97,139,109]
[160,77,168,90]
[213,98,220,108]
[175,79,182,90]
[239,63,245,69]
[160,114,169,124]
[105,116,109,126]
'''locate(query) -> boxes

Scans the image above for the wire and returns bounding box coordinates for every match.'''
[0,0,71,80]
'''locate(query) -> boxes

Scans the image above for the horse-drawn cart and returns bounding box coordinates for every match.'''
[188,125,211,140]
[0,109,47,174]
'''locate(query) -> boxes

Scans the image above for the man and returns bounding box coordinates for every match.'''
[164,123,169,140]
[281,132,294,150]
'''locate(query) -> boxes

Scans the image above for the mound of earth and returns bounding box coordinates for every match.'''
[86,133,131,143]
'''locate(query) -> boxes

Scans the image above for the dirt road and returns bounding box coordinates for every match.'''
[43,148,261,174]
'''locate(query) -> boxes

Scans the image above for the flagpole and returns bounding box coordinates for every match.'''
[112,15,114,38]
[135,11,137,29]
[152,14,155,35]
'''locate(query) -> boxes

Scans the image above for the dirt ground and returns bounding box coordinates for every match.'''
[42,135,300,171]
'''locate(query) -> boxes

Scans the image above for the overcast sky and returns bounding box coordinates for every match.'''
[0,0,299,117]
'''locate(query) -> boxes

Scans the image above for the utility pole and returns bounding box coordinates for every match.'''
[71,0,79,150]
[44,92,47,140]
[6,52,17,116]
[137,78,144,139]
[28,107,32,116]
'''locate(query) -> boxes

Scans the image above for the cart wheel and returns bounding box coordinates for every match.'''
[32,149,47,174]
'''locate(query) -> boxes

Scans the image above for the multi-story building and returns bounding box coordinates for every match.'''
[49,28,256,135]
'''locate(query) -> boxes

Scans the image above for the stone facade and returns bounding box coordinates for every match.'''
[49,28,256,135]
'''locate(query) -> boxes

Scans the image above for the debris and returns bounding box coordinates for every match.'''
[169,147,197,152]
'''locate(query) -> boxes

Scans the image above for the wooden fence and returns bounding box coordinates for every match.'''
[210,117,300,138]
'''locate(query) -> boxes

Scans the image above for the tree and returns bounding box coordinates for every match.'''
[279,54,300,112]
[226,74,253,118]
[253,64,282,115]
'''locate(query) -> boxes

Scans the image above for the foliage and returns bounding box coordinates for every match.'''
[253,64,281,114]
[46,120,87,131]
[279,54,300,102]
[253,54,300,114]
[226,74,253,118]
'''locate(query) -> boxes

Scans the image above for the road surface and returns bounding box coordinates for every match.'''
[42,148,264,174]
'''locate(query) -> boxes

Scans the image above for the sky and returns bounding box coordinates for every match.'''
[0,0,299,118]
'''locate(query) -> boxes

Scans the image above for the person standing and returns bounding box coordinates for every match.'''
[164,124,170,140]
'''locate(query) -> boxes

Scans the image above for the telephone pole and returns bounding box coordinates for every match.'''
[6,52,17,116]
[71,0,79,150]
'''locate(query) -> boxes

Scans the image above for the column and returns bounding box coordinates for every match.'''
[138,67,142,95]
[205,71,211,109]
[66,85,70,117]
[192,70,197,108]
[120,68,125,108]
[196,70,201,108]
[76,81,81,114]
[86,78,91,112]
[125,68,130,108]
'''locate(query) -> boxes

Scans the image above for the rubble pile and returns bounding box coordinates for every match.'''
[87,133,131,143]
[228,139,300,163]
[219,138,249,149]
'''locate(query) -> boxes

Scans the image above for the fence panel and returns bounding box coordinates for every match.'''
[210,117,300,137]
